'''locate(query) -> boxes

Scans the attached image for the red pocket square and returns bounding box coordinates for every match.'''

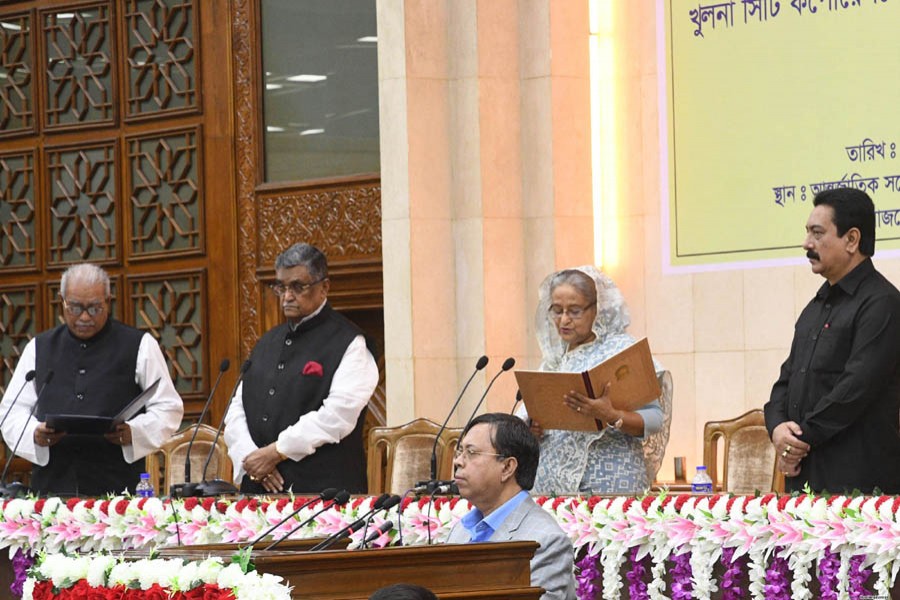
[302,361,324,377]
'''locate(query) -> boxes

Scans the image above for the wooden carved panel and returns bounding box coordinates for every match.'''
[45,140,118,265]
[0,286,37,394]
[42,3,115,129]
[0,11,34,135]
[127,126,202,258]
[123,0,199,119]
[129,270,205,400]
[0,150,36,270]
[255,180,382,267]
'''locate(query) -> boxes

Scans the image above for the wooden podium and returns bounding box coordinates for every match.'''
[159,541,544,599]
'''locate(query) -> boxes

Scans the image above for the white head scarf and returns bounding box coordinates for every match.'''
[535,265,631,370]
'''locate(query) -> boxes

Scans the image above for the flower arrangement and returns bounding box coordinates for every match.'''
[3,492,900,599]
[534,493,900,600]
[23,553,290,600]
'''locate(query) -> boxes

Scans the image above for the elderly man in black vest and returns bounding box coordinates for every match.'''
[0,263,184,496]
[224,243,378,494]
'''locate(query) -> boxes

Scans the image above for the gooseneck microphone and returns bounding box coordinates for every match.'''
[425,355,489,486]
[362,520,394,548]
[463,357,516,428]
[0,370,54,497]
[0,370,36,432]
[183,359,230,485]
[263,490,351,551]
[243,487,338,548]
[310,518,366,552]
[509,390,523,415]
[192,359,252,497]
[309,494,400,552]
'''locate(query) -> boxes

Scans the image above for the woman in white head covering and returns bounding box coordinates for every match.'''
[522,266,671,495]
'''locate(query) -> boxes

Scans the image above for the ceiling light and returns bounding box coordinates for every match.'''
[299,128,324,136]
[356,36,377,43]
[286,74,327,83]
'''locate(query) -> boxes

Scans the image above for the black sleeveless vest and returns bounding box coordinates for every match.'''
[32,320,145,496]
[240,303,374,494]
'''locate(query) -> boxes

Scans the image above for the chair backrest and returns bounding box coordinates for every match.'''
[367,418,461,495]
[703,409,779,494]
[145,424,233,496]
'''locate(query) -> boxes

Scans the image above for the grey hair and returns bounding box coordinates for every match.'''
[548,269,597,306]
[274,243,328,280]
[60,263,111,297]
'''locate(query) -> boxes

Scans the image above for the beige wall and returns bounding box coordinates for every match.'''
[378,0,900,482]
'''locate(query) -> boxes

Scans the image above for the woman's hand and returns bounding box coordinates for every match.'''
[564,382,619,423]
[529,419,545,440]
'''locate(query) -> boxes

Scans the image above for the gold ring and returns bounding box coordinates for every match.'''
[576,407,581,412]
[250,475,258,482]
[781,449,789,458]
[785,445,792,453]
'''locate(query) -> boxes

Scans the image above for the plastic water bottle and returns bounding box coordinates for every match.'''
[135,472,154,498]
[691,465,713,494]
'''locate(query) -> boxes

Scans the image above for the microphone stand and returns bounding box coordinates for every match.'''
[171,358,230,497]
[463,357,516,430]
[263,490,351,551]
[418,355,488,491]
[192,360,252,497]
[309,495,401,552]
[0,370,35,432]
[0,371,55,497]
[242,487,339,548]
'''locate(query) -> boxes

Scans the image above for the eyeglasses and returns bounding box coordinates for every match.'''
[269,277,327,297]
[548,304,595,321]
[63,299,106,317]
[453,445,506,462]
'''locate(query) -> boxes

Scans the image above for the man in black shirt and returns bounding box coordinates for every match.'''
[764,187,900,494]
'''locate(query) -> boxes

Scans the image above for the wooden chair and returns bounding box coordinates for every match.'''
[367,418,461,495]
[145,424,233,497]
[703,409,782,494]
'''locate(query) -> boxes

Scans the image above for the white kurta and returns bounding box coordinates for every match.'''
[0,334,184,465]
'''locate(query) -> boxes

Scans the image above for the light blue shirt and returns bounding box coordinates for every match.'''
[460,490,529,542]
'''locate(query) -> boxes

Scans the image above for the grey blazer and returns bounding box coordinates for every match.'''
[447,495,576,600]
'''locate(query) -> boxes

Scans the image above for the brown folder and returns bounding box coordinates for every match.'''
[514,338,661,431]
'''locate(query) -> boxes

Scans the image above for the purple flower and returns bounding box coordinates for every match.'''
[763,551,791,600]
[10,548,35,597]
[671,549,693,600]
[818,548,840,600]
[848,554,872,599]
[576,552,601,600]
[720,546,746,600]
[626,546,649,600]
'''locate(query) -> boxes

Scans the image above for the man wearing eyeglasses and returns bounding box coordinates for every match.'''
[447,413,575,600]
[224,243,378,494]
[0,263,183,496]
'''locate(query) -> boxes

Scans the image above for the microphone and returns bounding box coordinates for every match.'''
[0,370,54,497]
[263,490,351,551]
[0,370,36,431]
[361,520,394,548]
[411,480,456,494]
[243,487,338,548]
[463,357,516,428]
[359,493,395,547]
[310,493,398,552]
[170,358,230,497]
[423,355,488,487]
[309,518,366,552]
[509,390,523,415]
[192,359,252,497]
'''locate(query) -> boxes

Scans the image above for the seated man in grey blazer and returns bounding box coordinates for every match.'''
[447,413,576,600]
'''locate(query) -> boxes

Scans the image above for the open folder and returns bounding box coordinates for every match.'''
[44,377,161,435]
[514,338,660,432]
